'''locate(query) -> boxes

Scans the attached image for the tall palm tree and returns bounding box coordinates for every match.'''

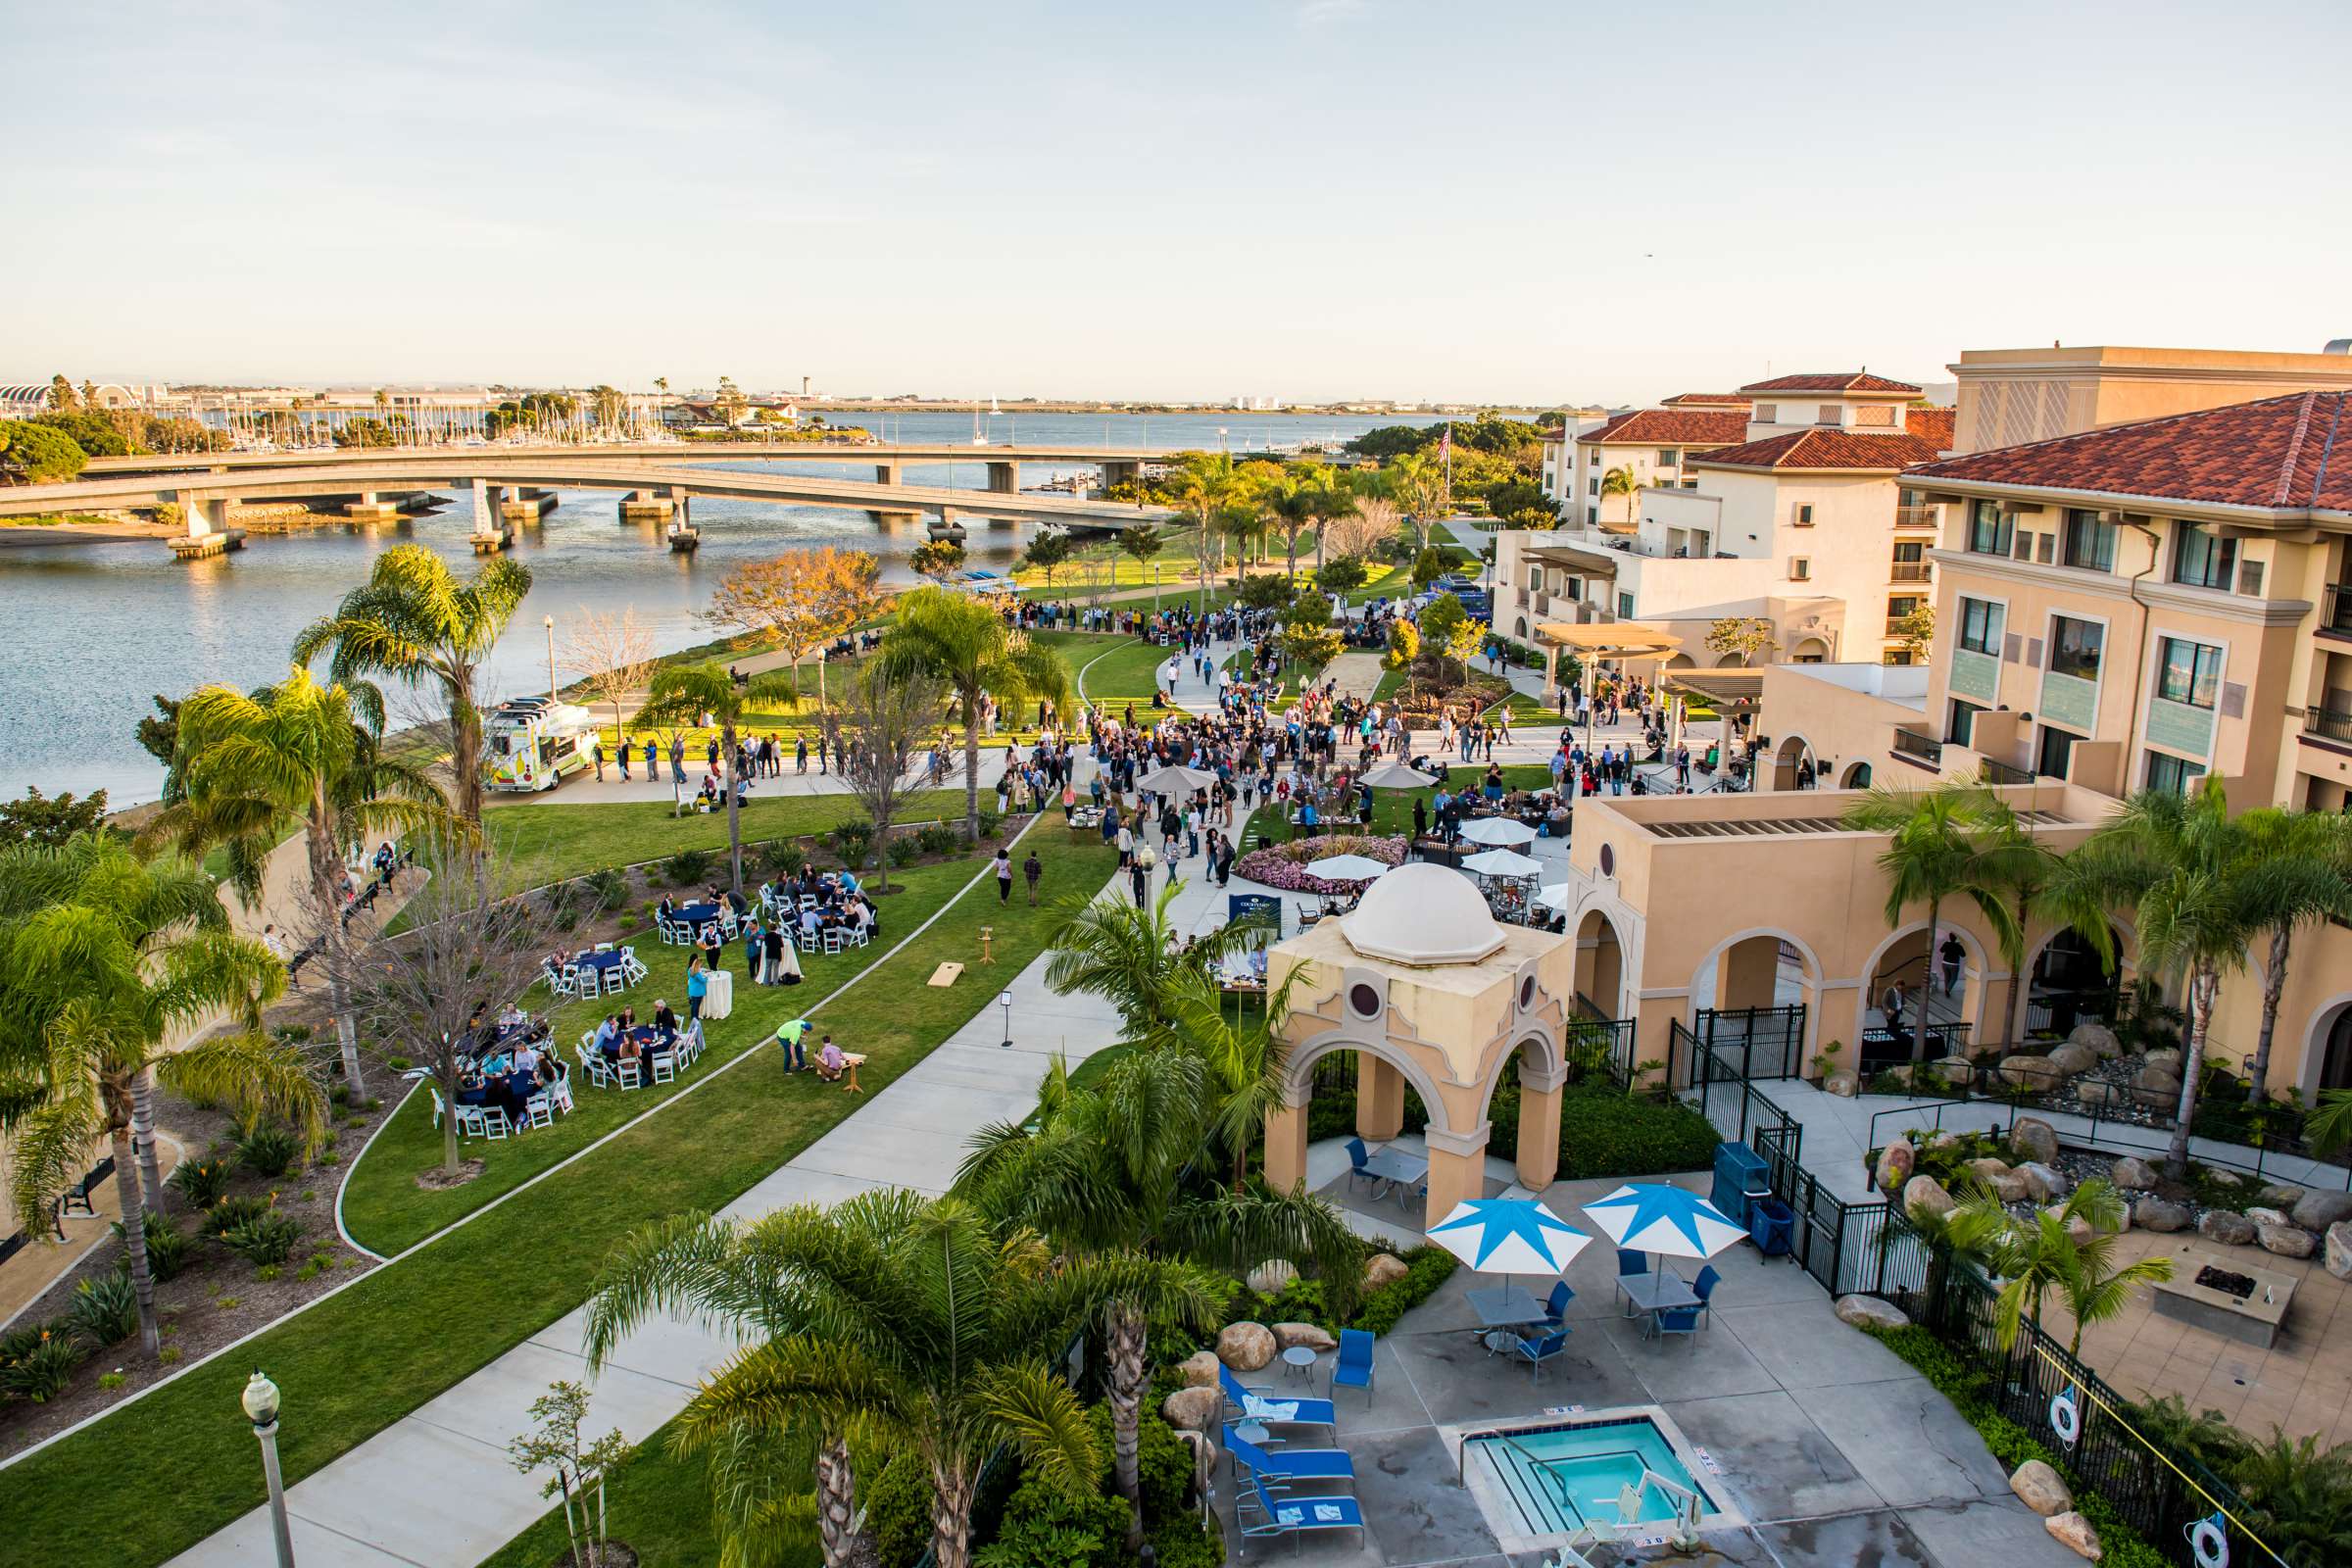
[149,666,458,1097]
[2044,779,2262,1174]
[584,1192,1216,1568]
[1306,466,1358,574]
[1166,452,1250,608]
[1166,963,1307,1190]
[878,587,1070,841]
[0,835,325,1354]
[956,1048,1356,1548]
[1041,882,1261,1045]
[1840,782,2034,1064]
[1967,792,2061,1054]
[1261,471,1321,584]
[293,543,533,828]
[2233,808,2352,1101]
[635,662,800,895]
[1599,464,1642,528]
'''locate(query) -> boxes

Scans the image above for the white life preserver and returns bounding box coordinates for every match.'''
[2188,1513,2230,1568]
[2049,1386,2081,1447]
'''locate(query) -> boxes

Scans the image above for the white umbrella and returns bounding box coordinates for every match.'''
[1459,816,1537,847]
[1461,847,1543,877]
[1428,1199,1592,1276]
[1581,1183,1745,1261]
[1359,760,1438,790]
[1136,763,1215,796]
[1535,882,1571,912]
[1306,854,1391,883]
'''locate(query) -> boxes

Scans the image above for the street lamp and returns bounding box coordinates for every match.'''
[242,1370,296,1568]
[999,988,1014,1050]
[543,613,557,702]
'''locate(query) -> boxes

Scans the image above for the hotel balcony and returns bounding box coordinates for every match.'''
[1894,501,1943,530]
[2305,709,2352,746]
[1890,728,1944,770]
[2320,584,2352,642]
[1889,562,1932,583]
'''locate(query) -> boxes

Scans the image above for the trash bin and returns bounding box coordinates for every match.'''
[1711,1143,1769,1229]
[1749,1198,1795,1258]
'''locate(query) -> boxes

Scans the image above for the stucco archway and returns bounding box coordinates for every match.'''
[1838,760,1873,788]
[1574,907,1627,1018]
[1771,733,1817,792]
[1856,919,1989,1066]
[2304,996,2352,1098]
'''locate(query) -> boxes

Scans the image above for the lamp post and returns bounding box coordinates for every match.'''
[543,613,557,702]
[999,988,1014,1050]
[242,1370,296,1568]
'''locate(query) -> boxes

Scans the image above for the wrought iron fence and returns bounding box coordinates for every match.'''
[1565,1014,1638,1088]
[1693,1004,1807,1081]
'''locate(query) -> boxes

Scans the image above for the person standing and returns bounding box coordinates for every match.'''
[796,736,809,774]
[1882,979,1907,1037]
[1938,932,1966,997]
[994,847,1013,903]
[686,954,710,1024]
[645,736,660,782]
[1023,849,1044,906]
[775,1016,810,1073]
[815,732,828,775]
[590,738,605,782]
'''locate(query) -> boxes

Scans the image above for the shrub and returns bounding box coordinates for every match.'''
[757,839,808,878]
[975,1469,1127,1568]
[68,1274,140,1348]
[886,835,921,868]
[219,1213,304,1268]
[1549,1084,1718,1180]
[385,1055,413,1072]
[167,1152,238,1209]
[116,1217,197,1283]
[976,809,1004,840]
[664,848,712,886]
[237,1123,300,1178]
[857,1447,933,1568]
[1351,1247,1460,1337]
[915,822,961,856]
[97,1371,126,1391]
[0,1324,82,1402]
[829,821,873,867]
[584,867,630,911]
[200,1195,270,1238]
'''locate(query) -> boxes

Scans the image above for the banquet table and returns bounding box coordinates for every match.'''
[572,950,630,991]
[673,902,722,938]
[458,1067,539,1121]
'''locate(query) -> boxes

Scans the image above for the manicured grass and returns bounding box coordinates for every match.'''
[1256,762,1556,845]
[481,790,968,891]
[0,837,1119,1568]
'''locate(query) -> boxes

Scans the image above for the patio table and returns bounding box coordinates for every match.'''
[573,950,629,989]
[1358,1148,1428,1206]
[1622,1271,1701,1336]
[1466,1283,1548,1354]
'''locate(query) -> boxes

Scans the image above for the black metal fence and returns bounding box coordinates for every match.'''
[1692,1004,1806,1081]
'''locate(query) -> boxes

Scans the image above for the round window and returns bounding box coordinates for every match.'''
[1519,975,1537,1009]
[1598,844,1616,877]
[1348,982,1382,1018]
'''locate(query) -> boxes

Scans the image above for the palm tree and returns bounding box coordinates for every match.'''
[1165,452,1250,607]
[583,1191,1217,1568]
[149,666,458,1097]
[1839,782,2034,1064]
[878,587,1070,842]
[2044,780,2261,1175]
[2233,808,2352,1101]
[1599,464,1642,528]
[635,662,799,895]
[1261,471,1321,584]
[1390,452,1446,553]
[1306,467,1358,574]
[292,544,533,828]
[1951,1179,2173,1360]
[956,1047,1355,1548]
[1041,881,1260,1045]
[0,834,326,1353]
[1166,963,1307,1190]
[1967,793,2061,1054]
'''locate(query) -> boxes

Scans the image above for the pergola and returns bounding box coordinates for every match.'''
[1529,620,1685,707]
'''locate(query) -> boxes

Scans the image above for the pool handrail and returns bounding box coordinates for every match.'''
[1477,1433,1702,1548]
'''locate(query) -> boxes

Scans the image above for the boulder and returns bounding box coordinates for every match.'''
[2288,1190,2352,1232]
[1247,1260,1298,1296]
[2010,1459,2075,1517]
[2017,1162,2071,1202]
[1874,1140,1917,1192]
[1935,1055,1977,1083]
[1967,1158,2028,1202]
[2111,1156,2160,1191]
[1161,1386,1224,1433]
[2143,1048,2182,1076]
[2258,1183,2306,1210]
[1217,1321,1277,1372]
[2044,1042,2097,1077]
[1904,1175,1956,1222]
[2132,1063,2182,1099]
[1825,1070,1860,1099]
[1177,1350,1223,1389]
[2076,1079,2125,1108]
[1835,1294,1910,1331]
[2134,1198,2192,1233]
[2010,1117,2060,1167]
[1966,1156,2014,1183]
[2245,1206,2293,1229]
[1364,1252,1410,1291]
[2067,1022,2123,1060]
[1273,1321,1337,1353]
[2203,1167,2245,1190]
[2063,1213,2095,1247]
[2326,1221,2352,1282]
[2132,1077,2182,1112]
[1927,1129,1963,1152]
[2258,1223,2316,1260]
[2045,1509,2104,1561]
[2001,1054,2063,1090]
[2197,1210,2257,1247]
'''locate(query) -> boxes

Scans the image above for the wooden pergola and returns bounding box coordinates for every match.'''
[1529,620,1685,705]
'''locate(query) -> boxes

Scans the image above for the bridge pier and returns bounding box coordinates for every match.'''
[875,462,903,484]
[618,489,673,520]
[501,485,557,520]
[469,479,514,553]
[1098,459,1142,494]
[867,509,923,531]
[169,493,245,560]
[928,509,967,542]
[345,490,426,521]
[985,461,1020,494]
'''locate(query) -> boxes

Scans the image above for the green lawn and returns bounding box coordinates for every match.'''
[482,790,968,891]
[1255,762,1556,845]
[0,837,1119,1568]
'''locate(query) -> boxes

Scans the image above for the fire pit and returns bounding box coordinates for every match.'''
[2150,1243,2296,1349]
[2192,1265,2257,1300]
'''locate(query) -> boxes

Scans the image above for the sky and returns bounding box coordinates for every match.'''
[6,0,2348,406]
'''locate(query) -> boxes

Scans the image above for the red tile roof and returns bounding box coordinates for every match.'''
[1575,409,1751,448]
[1739,371,1924,396]
[1907,406,1956,453]
[1661,392,1752,408]
[1688,428,1947,472]
[1905,392,2352,513]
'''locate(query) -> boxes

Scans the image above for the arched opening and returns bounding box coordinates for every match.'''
[1790,637,1830,663]
[1861,923,1985,1069]
[2316,1006,2352,1095]
[1690,929,1820,1082]
[1666,653,1696,670]
[1713,650,1749,668]
[1574,908,1625,1018]
[1838,760,1873,788]
[1514,614,1529,638]
[2026,924,2124,1040]
[1771,734,1817,792]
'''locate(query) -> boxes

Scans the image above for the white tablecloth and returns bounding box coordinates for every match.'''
[702,967,734,1020]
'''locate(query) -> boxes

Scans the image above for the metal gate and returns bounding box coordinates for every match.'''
[1692,1004,1807,1081]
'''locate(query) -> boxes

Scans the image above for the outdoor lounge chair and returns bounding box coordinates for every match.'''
[1329,1328,1374,1401]
[1218,1363,1336,1434]
[1616,1249,1648,1316]
[1512,1329,1571,1383]
[1222,1425,1354,1488]
[1237,1471,1363,1557]
[1691,1265,1721,1329]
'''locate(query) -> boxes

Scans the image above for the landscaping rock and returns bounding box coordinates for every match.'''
[1273,1321,1337,1353]
[2001,1054,2062,1090]
[2010,1459,2075,1517]
[2246,1206,2293,1229]
[2132,1063,2182,1099]
[2068,1023,2123,1060]
[2198,1210,2258,1247]
[1247,1260,1297,1296]
[1217,1321,1277,1372]
[2289,1190,2352,1232]
[1178,1350,1222,1389]
[1825,1070,1859,1099]
[2258,1223,2316,1260]
[1904,1175,1956,1222]
[1835,1294,1910,1331]
[2044,1042,2097,1077]
[2063,1213,2095,1247]
[1966,1158,2028,1202]
[2045,1509,2104,1561]
[1966,1156,2014,1182]
[2010,1117,2060,1167]
[2327,1222,2352,1282]
[2076,1079,2125,1108]
[2111,1156,2160,1191]
[2258,1183,2306,1209]
[1364,1252,1409,1290]
[2018,1161,2071,1202]
[2143,1048,2182,1076]
[1874,1140,1917,1192]
[2134,1198,2192,1233]
[2204,1167,2244,1189]
[1935,1055,1976,1082]
[1927,1129,1963,1152]
[1161,1386,1224,1433]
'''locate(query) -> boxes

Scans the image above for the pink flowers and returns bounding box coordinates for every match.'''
[1233,834,1406,894]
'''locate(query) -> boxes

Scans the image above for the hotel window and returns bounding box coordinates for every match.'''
[1958,597,2003,655]
[2049,615,2105,682]
[2146,753,2207,796]
[2155,636,2224,709]
[1792,503,1815,526]
[1656,449,1678,466]
[2036,725,2077,779]
[1788,557,1810,580]
[1589,476,1599,497]
[1815,405,1842,425]
[1967,499,2013,557]
[1948,700,1984,747]
[2062,509,2117,571]
[2173,521,2237,590]
[1587,506,1597,524]
[1617,591,1635,618]
[1753,405,1778,422]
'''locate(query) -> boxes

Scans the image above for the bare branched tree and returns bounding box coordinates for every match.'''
[815,662,947,894]
[562,606,659,746]
[1322,495,1401,564]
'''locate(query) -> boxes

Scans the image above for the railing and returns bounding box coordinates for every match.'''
[1694,1004,1807,1081]
[1564,1015,1640,1089]
[1894,501,1941,529]
[2303,709,2352,745]
[1888,561,1932,582]
[2322,582,2352,637]
[1979,757,2034,786]
[1883,615,1915,635]
[1890,729,1944,768]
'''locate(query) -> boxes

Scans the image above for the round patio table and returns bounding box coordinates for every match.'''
[1280,1346,1318,1383]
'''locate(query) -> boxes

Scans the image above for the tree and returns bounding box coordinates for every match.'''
[561,607,659,747]
[1261,471,1321,582]
[1305,466,1359,572]
[636,663,800,893]
[1321,493,1399,564]
[585,385,627,433]
[509,1382,634,1568]
[1838,782,2034,1065]
[0,787,110,848]
[1969,794,2061,1053]
[705,547,879,705]
[1280,592,1344,672]
[714,375,749,426]
[47,373,75,411]
[1117,524,1165,610]
[1893,602,1936,662]
[0,418,89,483]
[1416,594,1480,685]
[1165,452,1251,606]
[32,411,131,458]
[1042,881,1259,1044]
[1315,555,1370,598]
[135,695,182,802]
[909,539,966,580]
[1599,464,1642,527]
[1236,571,1295,612]
[1410,546,1446,591]
[816,662,946,894]
[0,833,323,1354]
[293,543,534,828]
[1950,1179,2173,1359]
[1704,615,1779,667]
[1389,451,1446,552]
[2234,809,2352,1101]
[584,1191,1214,1568]
[878,588,1070,842]
[1384,617,1421,699]
[1020,528,1074,591]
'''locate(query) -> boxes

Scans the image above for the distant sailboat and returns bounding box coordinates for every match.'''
[989,396,1002,416]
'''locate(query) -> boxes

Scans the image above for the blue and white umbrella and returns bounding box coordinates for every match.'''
[1427,1199,1592,1277]
[1581,1183,1744,1261]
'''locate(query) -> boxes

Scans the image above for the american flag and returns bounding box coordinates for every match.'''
[1438,424,1451,462]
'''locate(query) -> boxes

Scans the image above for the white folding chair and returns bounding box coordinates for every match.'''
[683,1021,707,1066]
[651,1053,676,1085]
[480,1106,513,1140]
[613,1058,642,1091]
[524,1094,555,1130]
[569,964,599,1000]
[620,947,648,982]
[799,895,818,913]
[428,1086,446,1128]
[454,1102,488,1139]
[824,928,846,955]
[550,1077,575,1115]
[719,907,741,938]
[574,1042,611,1089]
[847,925,871,949]
[542,960,571,998]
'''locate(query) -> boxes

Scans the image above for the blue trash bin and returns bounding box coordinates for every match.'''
[1749,1198,1794,1258]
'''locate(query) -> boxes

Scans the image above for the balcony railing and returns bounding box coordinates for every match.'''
[1885,615,1916,635]
[1980,758,2034,786]
[2305,710,2352,746]
[2322,584,2352,638]
[1894,502,1942,529]
[1889,562,1932,582]
[1891,729,1944,768]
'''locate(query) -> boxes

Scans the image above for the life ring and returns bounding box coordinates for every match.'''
[2049,1386,2081,1446]
[2187,1513,2229,1568]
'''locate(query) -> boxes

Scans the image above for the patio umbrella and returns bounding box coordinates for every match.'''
[1460,847,1544,878]
[1428,1199,1592,1334]
[1359,760,1438,790]
[1535,882,1571,912]
[1135,762,1216,796]
[1459,816,1537,847]
[1305,853,1391,883]
[1581,1183,1744,1263]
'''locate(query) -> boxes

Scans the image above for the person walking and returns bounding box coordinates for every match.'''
[645,736,660,782]
[796,735,808,774]
[1023,849,1043,905]
[617,739,631,781]
[1882,979,1907,1037]
[1129,846,1152,908]
[1938,932,1966,997]
[994,847,1013,903]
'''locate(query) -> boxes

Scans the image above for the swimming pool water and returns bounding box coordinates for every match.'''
[1469,1415,1713,1534]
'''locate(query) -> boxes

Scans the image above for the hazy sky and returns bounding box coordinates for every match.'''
[7,0,2346,405]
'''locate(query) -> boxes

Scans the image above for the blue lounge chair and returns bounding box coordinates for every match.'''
[1329,1328,1375,1401]
[1513,1329,1572,1384]
[1616,1249,1649,1316]
[1692,1264,1721,1329]
[1223,1424,1354,1488]
[1650,1305,1701,1345]
[1219,1362,1337,1433]
[1239,1471,1364,1556]
[1344,1137,1372,1193]
[1542,1280,1575,1326]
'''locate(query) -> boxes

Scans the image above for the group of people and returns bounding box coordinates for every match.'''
[772,1017,852,1082]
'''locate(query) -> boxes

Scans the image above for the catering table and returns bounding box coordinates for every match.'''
[573,949,629,991]
[702,967,734,1020]
[674,902,722,938]
[458,1067,539,1122]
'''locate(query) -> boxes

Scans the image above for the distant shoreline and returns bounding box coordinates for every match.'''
[0,516,176,548]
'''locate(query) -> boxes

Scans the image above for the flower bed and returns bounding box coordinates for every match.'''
[1232,833,1405,894]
